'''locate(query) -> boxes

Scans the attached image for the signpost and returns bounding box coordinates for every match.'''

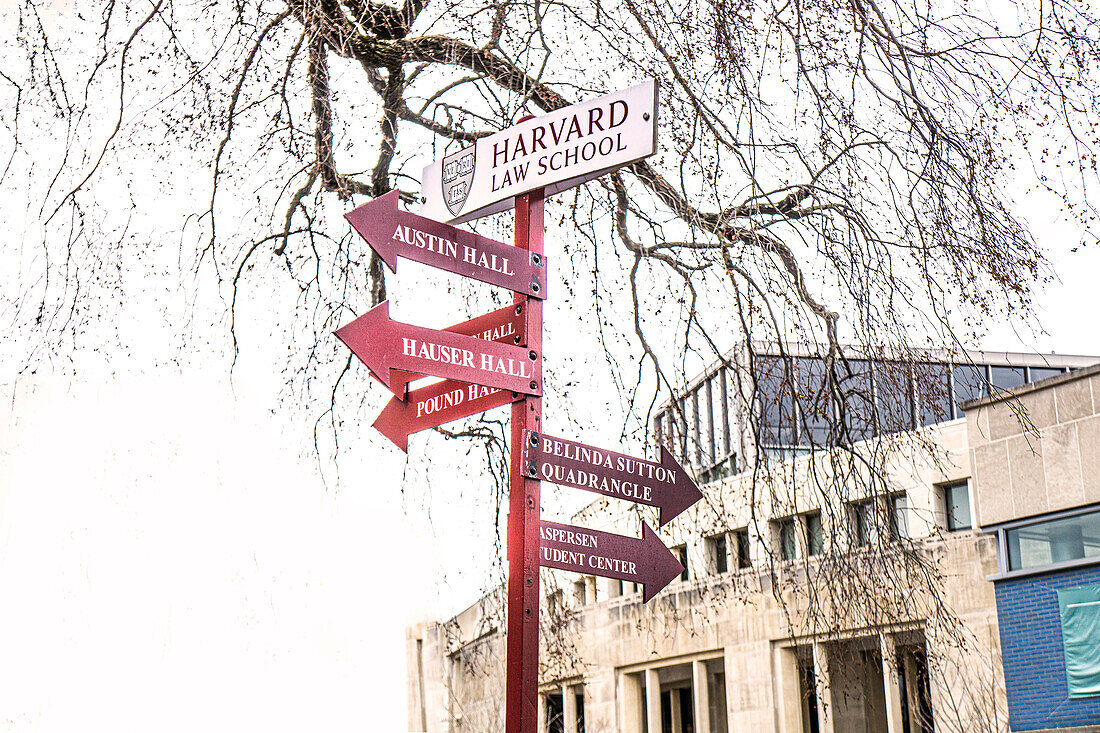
[346,190,548,298]
[523,430,703,527]
[539,520,684,603]
[335,81,690,733]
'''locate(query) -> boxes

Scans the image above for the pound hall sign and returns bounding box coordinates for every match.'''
[423,80,658,223]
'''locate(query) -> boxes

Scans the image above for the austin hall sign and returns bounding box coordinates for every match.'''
[335,81,698,733]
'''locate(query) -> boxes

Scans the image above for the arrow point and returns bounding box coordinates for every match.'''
[641,521,683,603]
[657,446,704,528]
[335,301,402,399]
[345,192,400,273]
[372,400,409,453]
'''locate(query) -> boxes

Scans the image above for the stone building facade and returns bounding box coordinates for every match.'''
[408,350,1100,733]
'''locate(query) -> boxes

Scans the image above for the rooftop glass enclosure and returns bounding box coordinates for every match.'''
[654,349,1076,482]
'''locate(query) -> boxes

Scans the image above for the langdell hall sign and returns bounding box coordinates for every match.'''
[422,80,658,223]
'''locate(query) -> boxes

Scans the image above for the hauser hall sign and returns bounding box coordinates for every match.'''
[422,80,658,223]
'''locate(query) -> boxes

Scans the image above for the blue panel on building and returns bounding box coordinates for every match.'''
[996,564,1100,730]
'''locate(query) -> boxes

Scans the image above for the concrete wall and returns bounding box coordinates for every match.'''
[966,364,1100,527]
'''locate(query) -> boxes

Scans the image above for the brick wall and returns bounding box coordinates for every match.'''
[995,564,1100,730]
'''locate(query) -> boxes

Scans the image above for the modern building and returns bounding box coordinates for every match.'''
[408,346,1100,733]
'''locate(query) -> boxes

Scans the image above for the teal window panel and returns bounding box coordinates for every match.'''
[1058,583,1100,698]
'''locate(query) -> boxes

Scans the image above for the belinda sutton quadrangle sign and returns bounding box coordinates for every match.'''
[422,80,658,223]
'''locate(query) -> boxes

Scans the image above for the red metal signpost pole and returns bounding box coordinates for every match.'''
[506,186,544,733]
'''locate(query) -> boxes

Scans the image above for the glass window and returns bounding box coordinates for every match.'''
[838,359,875,442]
[952,364,987,416]
[702,379,716,467]
[914,362,952,426]
[755,355,797,446]
[875,361,914,434]
[805,512,824,556]
[778,518,798,560]
[719,368,732,458]
[673,545,689,581]
[709,533,728,574]
[796,356,832,447]
[692,389,704,467]
[1057,584,1100,698]
[943,481,972,531]
[734,529,751,569]
[853,501,877,546]
[889,494,910,540]
[1029,366,1065,383]
[990,366,1026,393]
[1006,509,1100,571]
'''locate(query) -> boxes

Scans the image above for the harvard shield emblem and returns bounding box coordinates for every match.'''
[441,146,476,217]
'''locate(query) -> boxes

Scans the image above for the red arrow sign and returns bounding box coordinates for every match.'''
[539,520,683,603]
[386,303,526,394]
[374,379,521,451]
[346,191,547,298]
[336,300,541,399]
[523,432,702,528]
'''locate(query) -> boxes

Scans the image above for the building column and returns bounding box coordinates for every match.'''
[813,642,835,733]
[773,645,802,733]
[537,692,547,733]
[646,668,663,733]
[692,660,712,733]
[880,634,905,733]
[620,673,644,733]
[585,576,598,605]
[563,685,578,733]
[670,689,683,733]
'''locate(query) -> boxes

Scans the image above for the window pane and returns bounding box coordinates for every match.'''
[1029,366,1064,383]
[755,355,797,445]
[838,359,875,442]
[875,360,914,433]
[1006,510,1100,570]
[855,502,877,546]
[945,482,972,531]
[735,529,751,569]
[692,389,704,467]
[890,495,910,540]
[795,356,832,447]
[914,362,952,426]
[780,520,797,560]
[719,368,732,457]
[990,366,1025,393]
[674,545,689,581]
[952,364,987,416]
[806,512,823,556]
[712,534,728,574]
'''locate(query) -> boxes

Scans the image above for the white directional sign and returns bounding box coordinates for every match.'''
[422,80,658,224]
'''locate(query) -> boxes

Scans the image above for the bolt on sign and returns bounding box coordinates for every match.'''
[421,80,659,223]
[333,81,692,733]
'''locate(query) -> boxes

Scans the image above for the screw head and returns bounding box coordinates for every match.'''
[529,350,537,360]
[643,112,651,121]
[530,380,538,390]
[531,282,541,293]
